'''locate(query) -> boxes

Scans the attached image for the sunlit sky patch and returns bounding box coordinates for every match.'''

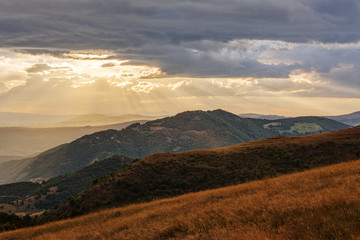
[0,0,360,116]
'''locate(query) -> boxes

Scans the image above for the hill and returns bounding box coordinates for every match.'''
[0,110,349,185]
[0,156,26,164]
[0,156,133,215]
[1,157,360,239]
[327,110,360,126]
[0,120,147,157]
[41,126,360,221]
[239,110,360,126]
[0,112,72,127]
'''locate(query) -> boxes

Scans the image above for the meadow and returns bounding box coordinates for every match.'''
[1,158,359,239]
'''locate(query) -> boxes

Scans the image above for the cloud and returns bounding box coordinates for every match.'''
[0,46,358,116]
[1,72,358,116]
[115,39,360,94]
[0,0,359,51]
[0,0,359,117]
[0,81,8,94]
[101,62,116,68]
[26,64,51,73]
[1,1,359,86]
[1,39,360,101]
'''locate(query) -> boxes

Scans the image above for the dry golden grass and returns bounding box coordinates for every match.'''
[1,158,360,240]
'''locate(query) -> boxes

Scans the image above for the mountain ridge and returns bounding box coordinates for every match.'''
[239,110,360,126]
[0,109,349,185]
[326,110,360,126]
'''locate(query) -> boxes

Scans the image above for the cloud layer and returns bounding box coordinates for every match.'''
[1,0,359,49]
[0,0,359,115]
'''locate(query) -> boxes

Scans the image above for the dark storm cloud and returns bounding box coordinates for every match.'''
[1,0,360,81]
[115,40,299,78]
[1,0,359,49]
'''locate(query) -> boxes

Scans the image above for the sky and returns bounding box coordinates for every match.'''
[0,0,360,116]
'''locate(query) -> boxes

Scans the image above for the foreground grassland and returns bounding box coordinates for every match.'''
[1,159,360,240]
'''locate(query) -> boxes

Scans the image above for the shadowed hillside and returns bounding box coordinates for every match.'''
[0,156,134,216]
[2,158,360,239]
[0,182,41,204]
[41,126,360,221]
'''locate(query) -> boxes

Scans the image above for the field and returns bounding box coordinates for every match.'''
[280,122,323,134]
[1,158,360,239]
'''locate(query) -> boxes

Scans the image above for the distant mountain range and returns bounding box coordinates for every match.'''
[0,112,161,127]
[1,111,357,158]
[0,155,26,164]
[41,126,360,221]
[0,112,73,127]
[0,120,148,157]
[0,109,349,185]
[54,114,162,127]
[326,111,360,126]
[0,113,163,158]
[239,110,360,126]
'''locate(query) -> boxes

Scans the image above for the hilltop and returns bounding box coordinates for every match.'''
[2,157,359,239]
[42,126,360,221]
[0,109,349,185]
[327,110,360,126]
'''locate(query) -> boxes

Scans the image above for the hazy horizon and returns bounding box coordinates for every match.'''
[0,108,359,118]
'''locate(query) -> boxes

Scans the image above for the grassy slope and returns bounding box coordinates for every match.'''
[1,158,360,240]
[43,126,360,221]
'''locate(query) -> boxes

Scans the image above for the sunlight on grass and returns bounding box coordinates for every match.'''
[1,158,360,239]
